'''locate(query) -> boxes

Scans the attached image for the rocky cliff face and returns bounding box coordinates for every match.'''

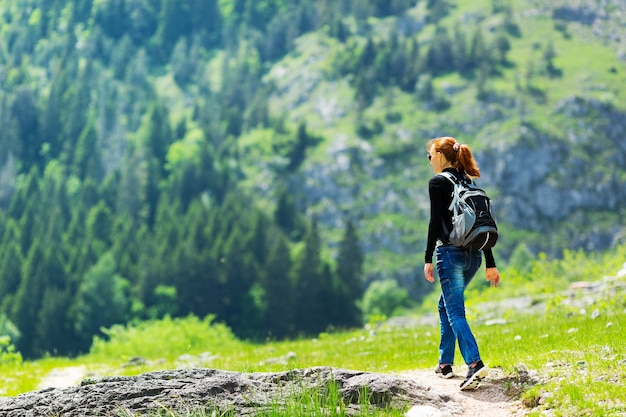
[272,92,626,300]
[482,97,626,250]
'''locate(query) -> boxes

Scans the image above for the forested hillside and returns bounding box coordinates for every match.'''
[0,0,625,359]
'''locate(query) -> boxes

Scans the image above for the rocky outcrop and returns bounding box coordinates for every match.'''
[0,367,450,417]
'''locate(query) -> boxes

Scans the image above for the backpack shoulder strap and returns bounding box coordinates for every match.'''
[437,171,458,184]
[437,172,464,212]
[438,172,477,189]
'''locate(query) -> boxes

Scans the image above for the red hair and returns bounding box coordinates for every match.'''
[427,136,480,178]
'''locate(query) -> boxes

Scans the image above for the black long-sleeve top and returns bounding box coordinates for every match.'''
[424,168,496,268]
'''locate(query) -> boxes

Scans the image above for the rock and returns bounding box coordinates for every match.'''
[123,356,148,367]
[0,367,449,417]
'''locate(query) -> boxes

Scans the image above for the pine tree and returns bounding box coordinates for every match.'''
[8,166,39,222]
[359,37,377,68]
[287,122,310,172]
[401,38,421,92]
[189,0,222,48]
[10,242,50,358]
[426,26,454,75]
[171,201,222,319]
[0,222,23,309]
[143,102,174,170]
[468,27,487,72]
[453,27,469,74]
[220,225,259,336]
[69,204,112,280]
[494,34,511,65]
[70,253,130,352]
[86,201,113,245]
[292,218,326,335]
[274,188,305,240]
[41,64,70,159]
[109,212,141,285]
[93,0,129,39]
[262,232,294,339]
[172,242,221,318]
[152,0,192,63]
[73,118,102,180]
[246,211,269,266]
[543,40,559,77]
[35,288,72,356]
[59,59,93,155]
[10,86,42,169]
[334,218,364,328]
[116,143,147,221]
[135,227,165,315]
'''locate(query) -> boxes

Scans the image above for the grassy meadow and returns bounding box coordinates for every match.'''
[1,245,625,416]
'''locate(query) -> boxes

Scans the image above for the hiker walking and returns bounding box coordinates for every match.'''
[423,136,501,390]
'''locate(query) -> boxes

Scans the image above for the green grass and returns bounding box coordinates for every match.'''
[254,383,407,417]
[3,299,625,415]
[2,262,625,415]
[2,310,626,415]
[0,356,76,396]
[2,244,625,415]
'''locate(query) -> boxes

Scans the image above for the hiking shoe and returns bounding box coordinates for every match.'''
[435,364,455,379]
[460,360,488,390]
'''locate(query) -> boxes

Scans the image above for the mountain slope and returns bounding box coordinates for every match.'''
[232,0,626,291]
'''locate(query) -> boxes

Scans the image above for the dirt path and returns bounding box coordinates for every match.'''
[398,367,527,417]
[38,366,87,390]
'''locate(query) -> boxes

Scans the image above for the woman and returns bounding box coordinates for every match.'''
[423,136,501,391]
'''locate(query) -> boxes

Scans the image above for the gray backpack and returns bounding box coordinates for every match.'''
[438,172,498,251]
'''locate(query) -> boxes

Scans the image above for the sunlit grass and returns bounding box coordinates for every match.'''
[2,241,624,412]
[1,283,624,415]
[0,357,75,396]
[3,246,626,416]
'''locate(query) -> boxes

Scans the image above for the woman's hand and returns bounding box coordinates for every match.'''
[424,263,435,283]
[486,267,500,288]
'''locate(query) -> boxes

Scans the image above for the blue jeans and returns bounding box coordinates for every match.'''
[436,245,482,366]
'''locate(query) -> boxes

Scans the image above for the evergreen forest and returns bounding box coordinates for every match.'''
[0,0,625,359]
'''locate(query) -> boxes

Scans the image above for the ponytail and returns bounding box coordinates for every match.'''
[427,136,480,178]
[456,144,480,178]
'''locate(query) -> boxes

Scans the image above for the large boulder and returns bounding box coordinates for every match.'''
[0,367,450,416]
